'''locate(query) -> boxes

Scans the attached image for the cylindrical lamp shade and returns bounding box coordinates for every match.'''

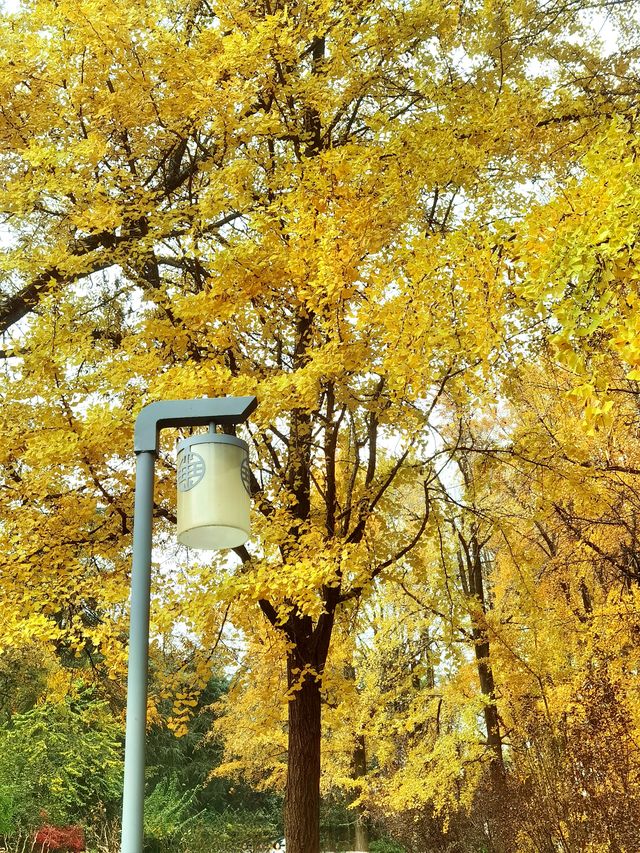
[176,433,251,550]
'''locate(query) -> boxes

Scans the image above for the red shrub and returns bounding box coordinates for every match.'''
[34,824,86,852]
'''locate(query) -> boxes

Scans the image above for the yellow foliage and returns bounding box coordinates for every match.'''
[1,0,639,846]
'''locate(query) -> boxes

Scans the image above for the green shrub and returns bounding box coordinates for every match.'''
[0,784,16,834]
[0,691,122,831]
[182,808,280,853]
[370,839,407,853]
[143,775,201,853]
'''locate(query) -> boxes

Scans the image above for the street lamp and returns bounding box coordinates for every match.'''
[176,429,251,549]
[121,396,257,853]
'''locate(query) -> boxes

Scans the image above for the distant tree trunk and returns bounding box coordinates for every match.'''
[354,815,369,851]
[473,627,504,785]
[353,734,369,851]
[458,529,505,783]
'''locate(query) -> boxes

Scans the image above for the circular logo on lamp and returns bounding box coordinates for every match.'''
[177,451,206,492]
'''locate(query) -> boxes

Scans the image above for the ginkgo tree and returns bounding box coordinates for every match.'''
[1,0,639,850]
[468,349,640,851]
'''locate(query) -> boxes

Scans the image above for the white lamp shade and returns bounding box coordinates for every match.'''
[176,433,251,550]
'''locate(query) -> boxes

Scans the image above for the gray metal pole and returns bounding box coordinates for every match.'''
[121,450,155,853]
[119,396,256,853]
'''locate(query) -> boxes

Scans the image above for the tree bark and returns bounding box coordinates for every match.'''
[473,629,504,784]
[459,530,505,783]
[352,734,369,851]
[285,653,322,853]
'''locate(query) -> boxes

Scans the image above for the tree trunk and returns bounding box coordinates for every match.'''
[285,653,322,853]
[354,815,369,852]
[459,531,505,783]
[473,629,504,784]
[352,735,369,851]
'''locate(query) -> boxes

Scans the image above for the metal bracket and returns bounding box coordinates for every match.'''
[134,396,258,454]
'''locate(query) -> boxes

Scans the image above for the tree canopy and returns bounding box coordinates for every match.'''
[2,0,640,850]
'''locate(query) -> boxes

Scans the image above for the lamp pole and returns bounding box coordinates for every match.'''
[121,396,257,853]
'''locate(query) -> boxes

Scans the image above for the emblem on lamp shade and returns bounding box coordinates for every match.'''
[177,451,206,492]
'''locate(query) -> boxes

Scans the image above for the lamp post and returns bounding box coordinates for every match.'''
[121,396,257,853]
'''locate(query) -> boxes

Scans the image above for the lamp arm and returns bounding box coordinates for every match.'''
[134,396,258,454]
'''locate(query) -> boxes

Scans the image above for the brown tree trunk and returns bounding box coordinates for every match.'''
[459,530,505,783]
[354,815,369,852]
[285,653,322,853]
[352,734,369,851]
[473,629,504,784]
